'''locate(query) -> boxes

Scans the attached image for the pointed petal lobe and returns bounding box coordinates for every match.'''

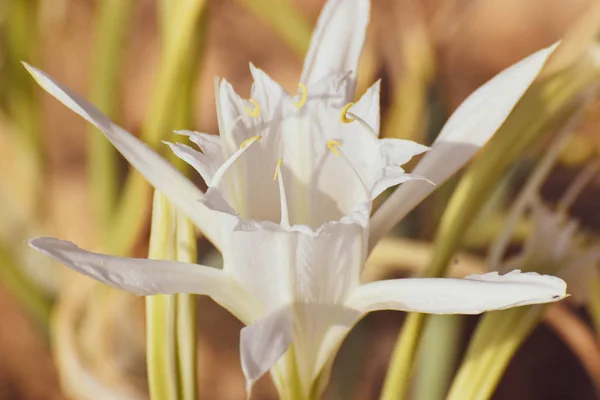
[345,270,567,314]
[23,64,222,250]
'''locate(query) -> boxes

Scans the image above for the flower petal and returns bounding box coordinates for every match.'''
[349,80,381,135]
[368,44,557,247]
[172,130,225,182]
[345,270,567,314]
[249,63,287,116]
[23,64,222,249]
[164,141,218,184]
[370,170,431,199]
[300,0,370,97]
[240,306,294,396]
[29,237,262,323]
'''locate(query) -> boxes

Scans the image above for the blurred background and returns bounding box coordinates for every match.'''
[1,0,600,399]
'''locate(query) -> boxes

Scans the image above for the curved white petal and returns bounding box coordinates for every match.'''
[29,237,261,323]
[346,270,567,314]
[300,0,370,97]
[370,170,431,199]
[23,64,222,250]
[240,306,294,396]
[164,141,218,184]
[368,44,557,248]
[172,130,225,182]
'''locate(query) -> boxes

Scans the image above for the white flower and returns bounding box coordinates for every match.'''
[26,0,565,397]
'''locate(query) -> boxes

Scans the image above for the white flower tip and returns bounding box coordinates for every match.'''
[28,237,85,269]
[173,129,193,137]
[22,63,50,93]
[465,269,568,303]
[29,237,72,255]
[248,62,260,74]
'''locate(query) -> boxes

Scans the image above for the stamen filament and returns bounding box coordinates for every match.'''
[349,113,378,136]
[340,102,356,123]
[210,136,261,187]
[274,158,283,180]
[294,83,308,109]
[326,141,370,199]
[327,140,342,157]
[240,135,262,149]
[244,99,261,117]
[274,159,290,227]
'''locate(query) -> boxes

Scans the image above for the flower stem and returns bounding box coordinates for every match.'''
[174,212,198,400]
[146,191,199,400]
[88,0,133,237]
[379,312,426,400]
[588,277,600,340]
[446,306,542,400]
[235,0,311,56]
[146,192,179,400]
[412,315,463,400]
[0,0,53,330]
[0,240,51,330]
[108,0,208,256]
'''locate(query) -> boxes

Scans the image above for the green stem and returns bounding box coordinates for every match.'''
[413,315,463,400]
[88,0,133,237]
[379,312,426,400]
[0,0,52,331]
[587,277,600,340]
[175,212,198,400]
[0,240,51,331]
[108,0,208,256]
[146,192,179,400]
[446,306,542,400]
[3,0,42,160]
[147,294,179,400]
[166,3,209,173]
[235,0,311,56]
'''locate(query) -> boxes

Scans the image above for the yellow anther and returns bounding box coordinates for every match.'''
[240,135,261,149]
[244,99,261,117]
[340,102,355,123]
[294,83,308,109]
[327,140,342,157]
[273,159,283,180]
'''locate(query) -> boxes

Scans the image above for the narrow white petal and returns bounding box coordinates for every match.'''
[369,44,557,247]
[346,270,567,314]
[240,306,294,395]
[30,237,262,323]
[23,64,222,249]
[300,0,370,94]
